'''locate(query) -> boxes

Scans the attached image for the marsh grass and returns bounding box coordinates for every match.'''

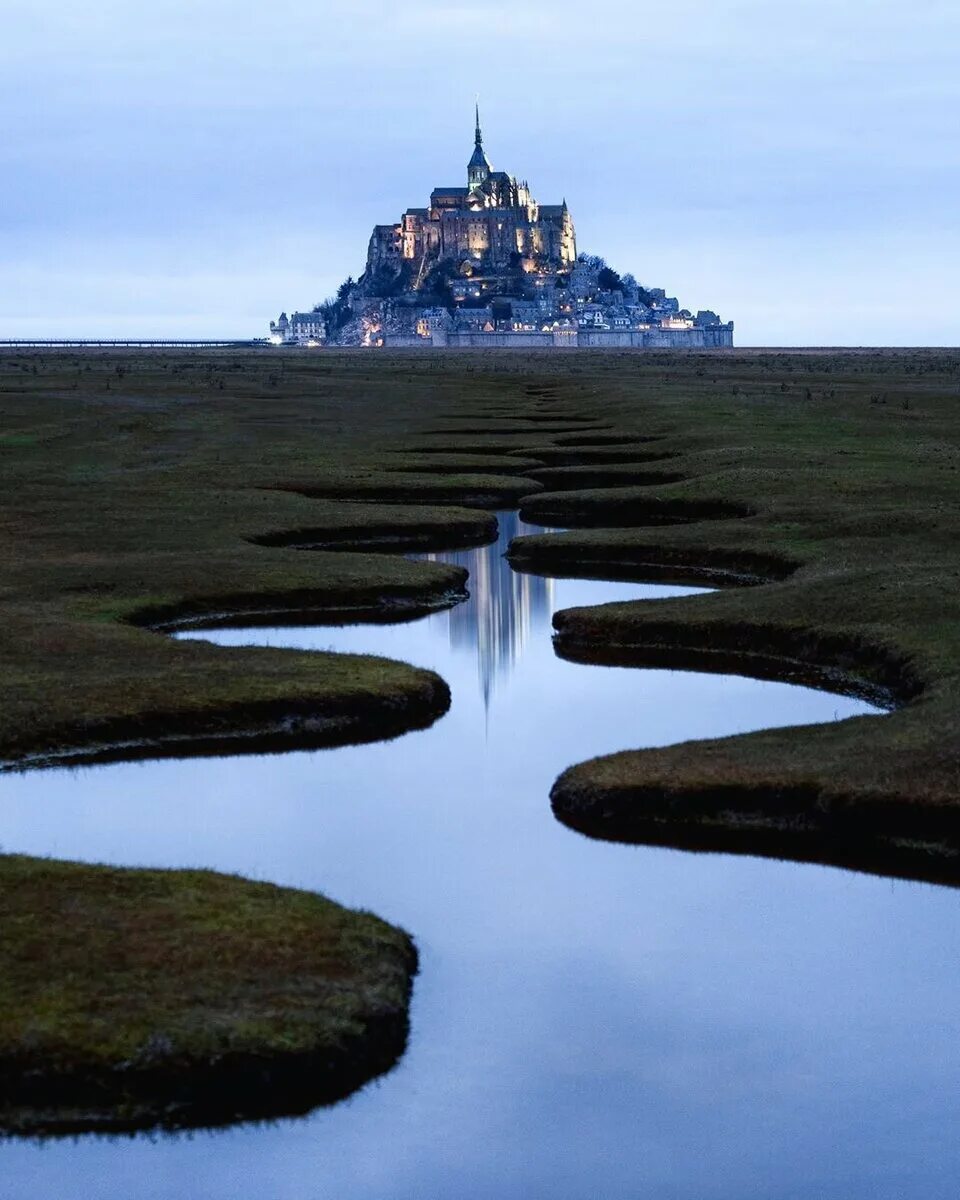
[3,345,960,1124]
[0,856,416,1134]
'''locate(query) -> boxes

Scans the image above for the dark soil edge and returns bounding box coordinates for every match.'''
[385,461,545,478]
[515,446,679,466]
[552,433,666,446]
[0,944,418,1138]
[247,516,498,554]
[127,575,469,632]
[272,479,543,510]
[526,468,686,491]
[553,784,960,891]
[418,425,609,437]
[551,616,920,708]
[1,674,451,774]
[519,492,753,528]
[393,443,536,456]
[507,537,800,588]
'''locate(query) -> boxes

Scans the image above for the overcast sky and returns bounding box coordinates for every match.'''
[1,0,957,344]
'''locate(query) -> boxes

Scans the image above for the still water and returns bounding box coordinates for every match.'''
[3,513,959,1199]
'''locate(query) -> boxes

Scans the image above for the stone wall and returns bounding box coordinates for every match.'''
[577,329,637,348]
[381,325,734,350]
[381,335,425,348]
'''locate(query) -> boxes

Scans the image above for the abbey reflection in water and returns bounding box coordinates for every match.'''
[419,512,554,708]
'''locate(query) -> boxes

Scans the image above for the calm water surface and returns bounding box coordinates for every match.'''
[3,513,958,1199]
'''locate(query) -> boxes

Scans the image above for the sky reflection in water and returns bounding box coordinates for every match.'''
[1,513,958,1199]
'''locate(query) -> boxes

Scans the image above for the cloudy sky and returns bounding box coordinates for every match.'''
[1,0,957,344]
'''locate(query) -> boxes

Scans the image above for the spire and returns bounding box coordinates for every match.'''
[467,100,491,188]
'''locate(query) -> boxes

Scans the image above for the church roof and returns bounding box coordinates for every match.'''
[469,101,491,171]
[468,144,491,170]
[432,186,469,197]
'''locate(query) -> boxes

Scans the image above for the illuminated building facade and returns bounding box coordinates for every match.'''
[268,311,326,346]
[268,109,733,348]
[365,105,577,290]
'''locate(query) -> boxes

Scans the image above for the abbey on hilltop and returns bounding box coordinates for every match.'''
[269,109,733,349]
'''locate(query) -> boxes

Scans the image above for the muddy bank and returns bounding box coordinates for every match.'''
[508,533,798,588]
[519,489,752,528]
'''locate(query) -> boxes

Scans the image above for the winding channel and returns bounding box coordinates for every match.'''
[4,511,960,1199]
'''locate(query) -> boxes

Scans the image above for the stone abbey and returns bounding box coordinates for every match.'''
[365,105,577,288]
[270,110,733,349]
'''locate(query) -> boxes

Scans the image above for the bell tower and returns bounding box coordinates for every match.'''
[467,103,491,191]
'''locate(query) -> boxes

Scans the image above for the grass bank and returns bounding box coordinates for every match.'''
[2,345,960,1128]
[502,349,960,882]
[0,856,416,1136]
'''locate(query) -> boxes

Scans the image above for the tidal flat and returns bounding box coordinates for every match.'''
[1,348,959,1191]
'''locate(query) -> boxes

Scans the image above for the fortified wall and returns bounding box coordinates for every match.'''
[385,326,733,349]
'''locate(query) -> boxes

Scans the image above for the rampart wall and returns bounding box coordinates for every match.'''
[382,326,734,350]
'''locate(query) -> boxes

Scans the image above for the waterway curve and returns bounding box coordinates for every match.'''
[5,512,960,1199]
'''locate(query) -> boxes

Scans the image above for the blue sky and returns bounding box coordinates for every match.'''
[1,0,957,344]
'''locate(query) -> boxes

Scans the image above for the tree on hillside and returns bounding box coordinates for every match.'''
[598,266,623,292]
[577,253,606,270]
[419,259,459,310]
[620,273,654,306]
[314,276,356,334]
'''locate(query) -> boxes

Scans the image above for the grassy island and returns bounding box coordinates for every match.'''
[0,856,416,1135]
[2,345,959,1130]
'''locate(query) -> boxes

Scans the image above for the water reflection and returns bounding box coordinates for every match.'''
[0,517,953,1200]
[417,511,554,707]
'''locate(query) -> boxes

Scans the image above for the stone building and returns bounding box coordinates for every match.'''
[268,109,734,349]
[364,106,576,294]
[269,311,326,345]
